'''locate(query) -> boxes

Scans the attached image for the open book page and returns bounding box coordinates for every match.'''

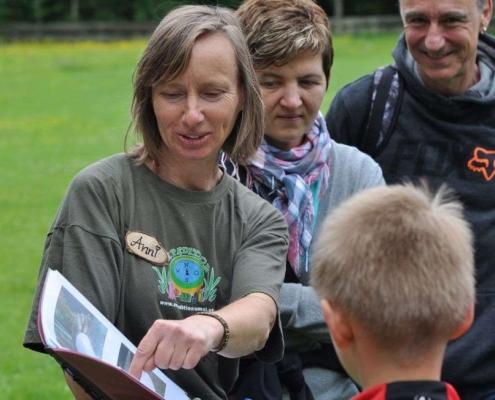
[39,268,190,400]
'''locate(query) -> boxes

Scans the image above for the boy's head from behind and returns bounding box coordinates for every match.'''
[311,183,475,386]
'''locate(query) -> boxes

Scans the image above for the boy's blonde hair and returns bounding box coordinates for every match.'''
[311,183,475,361]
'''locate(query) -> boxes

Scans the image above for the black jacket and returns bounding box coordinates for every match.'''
[326,33,495,400]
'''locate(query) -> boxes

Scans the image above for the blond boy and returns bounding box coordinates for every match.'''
[311,184,475,400]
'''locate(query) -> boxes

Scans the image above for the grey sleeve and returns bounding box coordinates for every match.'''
[279,144,384,342]
[331,143,385,195]
[280,283,331,343]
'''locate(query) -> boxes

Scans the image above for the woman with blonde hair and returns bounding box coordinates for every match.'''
[24,5,288,399]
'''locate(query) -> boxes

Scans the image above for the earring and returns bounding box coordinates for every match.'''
[481,26,487,33]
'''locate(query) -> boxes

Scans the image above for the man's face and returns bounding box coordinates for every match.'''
[400,0,492,95]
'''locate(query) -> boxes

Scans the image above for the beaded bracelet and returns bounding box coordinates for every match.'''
[196,312,230,353]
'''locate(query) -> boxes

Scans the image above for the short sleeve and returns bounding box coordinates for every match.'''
[23,164,125,352]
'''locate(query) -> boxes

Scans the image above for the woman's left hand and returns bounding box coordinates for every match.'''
[128,314,224,378]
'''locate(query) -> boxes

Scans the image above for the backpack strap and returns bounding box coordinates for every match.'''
[361,64,404,157]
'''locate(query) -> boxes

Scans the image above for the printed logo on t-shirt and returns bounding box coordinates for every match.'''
[152,246,220,308]
[467,147,495,181]
[125,231,169,265]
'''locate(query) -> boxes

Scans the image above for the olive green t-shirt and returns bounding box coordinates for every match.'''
[24,153,288,399]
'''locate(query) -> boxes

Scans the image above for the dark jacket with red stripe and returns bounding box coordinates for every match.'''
[354,381,460,400]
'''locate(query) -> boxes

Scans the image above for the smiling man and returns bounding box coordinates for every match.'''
[326,1,495,399]
[401,0,491,95]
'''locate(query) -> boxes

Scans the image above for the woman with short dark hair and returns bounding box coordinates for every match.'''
[223,1,384,398]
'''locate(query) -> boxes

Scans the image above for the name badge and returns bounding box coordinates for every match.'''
[125,231,169,266]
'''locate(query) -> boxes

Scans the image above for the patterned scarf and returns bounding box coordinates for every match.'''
[247,112,332,278]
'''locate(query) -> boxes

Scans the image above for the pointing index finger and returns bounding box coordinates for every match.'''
[128,333,158,379]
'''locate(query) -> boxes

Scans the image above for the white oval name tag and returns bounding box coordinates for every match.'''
[125,231,169,266]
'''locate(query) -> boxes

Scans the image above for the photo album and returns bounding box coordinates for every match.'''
[38,268,191,400]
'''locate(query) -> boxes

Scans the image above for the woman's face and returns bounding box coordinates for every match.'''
[256,51,327,150]
[152,33,243,164]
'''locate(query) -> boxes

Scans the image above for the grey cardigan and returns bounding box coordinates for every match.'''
[280,140,384,348]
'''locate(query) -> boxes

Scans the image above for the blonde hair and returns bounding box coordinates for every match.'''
[311,183,475,361]
[236,0,333,83]
[129,5,264,165]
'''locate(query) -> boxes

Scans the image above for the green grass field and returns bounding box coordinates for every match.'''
[0,32,398,399]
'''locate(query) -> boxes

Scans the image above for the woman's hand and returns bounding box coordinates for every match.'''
[128,314,224,378]
[129,292,277,379]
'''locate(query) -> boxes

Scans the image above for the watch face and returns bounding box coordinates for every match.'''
[170,256,204,289]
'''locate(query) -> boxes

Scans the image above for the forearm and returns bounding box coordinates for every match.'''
[129,292,278,376]
[214,292,277,358]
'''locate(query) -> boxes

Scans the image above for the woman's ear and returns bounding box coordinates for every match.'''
[320,300,354,349]
[450,303,474,340]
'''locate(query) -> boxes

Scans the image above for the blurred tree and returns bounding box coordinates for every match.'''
[346,1,399,14]
[334,0,344,18]
[0,0,399,23]
[32,0,42,22]
[317,0,331,14]
[69,0,79,22]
